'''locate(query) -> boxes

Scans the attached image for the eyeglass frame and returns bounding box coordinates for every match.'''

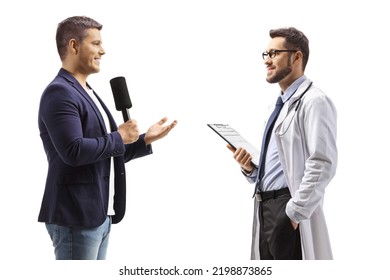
[262,49,298,60]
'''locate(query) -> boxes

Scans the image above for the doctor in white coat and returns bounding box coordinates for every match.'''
[228,27,337,259]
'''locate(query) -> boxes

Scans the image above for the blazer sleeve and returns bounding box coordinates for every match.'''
[123,133,153,163]
[39,82,126,166]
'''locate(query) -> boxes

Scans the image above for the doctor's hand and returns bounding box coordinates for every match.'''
[227,144,254,173]
[118,119,140,144]
[144,117,177,145]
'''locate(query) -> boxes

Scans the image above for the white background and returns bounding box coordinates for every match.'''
[1,0,389,279]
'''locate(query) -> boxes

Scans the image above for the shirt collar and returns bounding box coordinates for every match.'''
[280,75,307,103]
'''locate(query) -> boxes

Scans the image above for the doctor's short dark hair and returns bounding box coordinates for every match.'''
[56,16,103,61]
[270,27,309,71]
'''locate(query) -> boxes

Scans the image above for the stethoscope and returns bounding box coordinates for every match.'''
[276,81,314,135]
[293,81,313,112]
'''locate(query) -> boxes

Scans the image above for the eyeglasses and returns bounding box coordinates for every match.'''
[262,49,297,60]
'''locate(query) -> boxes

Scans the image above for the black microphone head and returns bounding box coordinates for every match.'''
[110,76,132,111]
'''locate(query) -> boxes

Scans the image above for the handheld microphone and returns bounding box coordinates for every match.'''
[110,76,132,122]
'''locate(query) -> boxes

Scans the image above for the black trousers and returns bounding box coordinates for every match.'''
[259,192,302,260]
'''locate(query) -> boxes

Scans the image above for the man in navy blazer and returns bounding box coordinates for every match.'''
[38,16,177,260]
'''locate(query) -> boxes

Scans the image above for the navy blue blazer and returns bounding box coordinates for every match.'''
[38,68,152,227]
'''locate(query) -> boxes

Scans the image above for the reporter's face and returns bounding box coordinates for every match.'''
[76,28,105,75]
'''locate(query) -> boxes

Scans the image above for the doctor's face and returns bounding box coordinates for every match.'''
[263,37,294,85]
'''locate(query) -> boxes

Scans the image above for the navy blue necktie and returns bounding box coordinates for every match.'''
[255,96,284,194]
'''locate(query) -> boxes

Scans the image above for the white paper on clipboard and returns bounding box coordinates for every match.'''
[207,123,260,167]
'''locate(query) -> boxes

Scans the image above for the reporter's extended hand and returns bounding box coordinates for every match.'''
[144,117,177,145]
[118,119,140,144]
[227,144,254,173]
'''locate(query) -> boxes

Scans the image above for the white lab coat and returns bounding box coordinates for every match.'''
[250,79,337,260]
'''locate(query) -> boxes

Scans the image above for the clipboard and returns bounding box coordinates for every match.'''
[207,123,259,167]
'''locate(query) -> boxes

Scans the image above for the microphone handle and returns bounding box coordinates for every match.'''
[122,109,131,122]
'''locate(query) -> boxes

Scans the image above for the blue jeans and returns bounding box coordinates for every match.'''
[45,216,111,260]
